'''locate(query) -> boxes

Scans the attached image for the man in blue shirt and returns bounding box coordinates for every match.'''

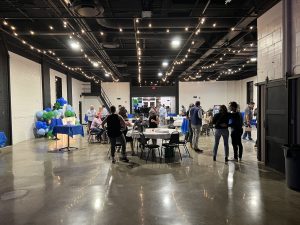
[190,101,203,152]
[242,102,255,141]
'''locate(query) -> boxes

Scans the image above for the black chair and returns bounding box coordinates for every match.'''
[107,137,122,159]
[139,133,160,163]
[161,131,182,161]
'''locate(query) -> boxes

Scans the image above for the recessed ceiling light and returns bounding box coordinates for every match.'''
[93,62,99,67]
[158,72,163,77]
[171,37,181,48]
[69,41,81,50]
[162,61,169,67]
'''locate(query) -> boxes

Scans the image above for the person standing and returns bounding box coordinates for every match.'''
[242,102,255,141]
[190,101,203,152]
[86,105,97,132]
[159,104,167,125]
[229,102,244,161]
[212,105,230,162]
[185,103,194,148]
[102,106,129,164]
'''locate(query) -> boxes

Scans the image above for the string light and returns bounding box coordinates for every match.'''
[3,20,8,25]
[213,23,216,27]
[185,27,188,31]
[100,31,104,36]
[30,30,35,35]
[148,23,152,28]
[119,28,123,32]
[81,29,85,33]
[166,29,170,33]
[11,26,16,30]
[49,26,54,30]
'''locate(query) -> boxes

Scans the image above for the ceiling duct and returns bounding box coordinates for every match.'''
[71,0,103,17]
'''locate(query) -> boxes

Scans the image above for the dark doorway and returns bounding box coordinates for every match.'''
[0,38,12,145]
[247,81,254,104]
[55,76,62,99]
[79,101,82,124]
[262,80,288,173]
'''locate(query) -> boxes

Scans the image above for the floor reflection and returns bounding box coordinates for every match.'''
[0,134,300,225]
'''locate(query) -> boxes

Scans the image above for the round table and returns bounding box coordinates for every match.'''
[127,128,180,139]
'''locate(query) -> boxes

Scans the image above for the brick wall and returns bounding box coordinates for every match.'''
[257,1,283,82]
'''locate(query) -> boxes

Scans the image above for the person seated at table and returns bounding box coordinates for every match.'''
[133,114,147,132]
[149,110,159,144]
[90,115,104,142]
[102,105,129,164]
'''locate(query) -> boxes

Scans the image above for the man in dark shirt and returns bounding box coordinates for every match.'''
[102,106,129,163]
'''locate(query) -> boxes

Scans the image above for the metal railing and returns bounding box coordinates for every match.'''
[100,86,112,109]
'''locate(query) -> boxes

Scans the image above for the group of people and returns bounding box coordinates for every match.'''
[186,101,255,162]
[85,100,255,164]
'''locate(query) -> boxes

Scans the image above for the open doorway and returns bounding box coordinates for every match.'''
[132,96,176,115]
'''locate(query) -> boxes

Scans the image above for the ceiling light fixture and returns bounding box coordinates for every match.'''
[171,37,181,48]
[162,61,169,67]
[93,62,99,67]
[69,41,81,50]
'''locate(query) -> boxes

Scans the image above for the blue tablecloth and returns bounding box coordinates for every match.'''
[0,132,7,147]
[49,118,63,130]
[181,118,189,134]
[52,125,84,138]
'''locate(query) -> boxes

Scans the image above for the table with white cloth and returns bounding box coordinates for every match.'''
[127,128,180,139]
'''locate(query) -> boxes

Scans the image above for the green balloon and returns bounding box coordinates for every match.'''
[48,111,55,119]
[65,110,73,117]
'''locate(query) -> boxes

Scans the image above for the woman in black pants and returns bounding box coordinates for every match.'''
[229,102,243,161]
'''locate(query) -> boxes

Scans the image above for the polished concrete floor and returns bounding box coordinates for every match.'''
[1,132,300,225]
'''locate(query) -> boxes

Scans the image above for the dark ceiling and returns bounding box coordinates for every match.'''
[0,0,280,86]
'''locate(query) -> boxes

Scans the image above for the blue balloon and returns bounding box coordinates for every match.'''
[37,128,46,136]
[56,97,68,106]
[45,107,52,112]
[36,111,44,119]
[45,128,49,133]
[35,121,44,129]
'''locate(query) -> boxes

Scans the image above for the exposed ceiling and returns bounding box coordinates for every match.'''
[0,0,280,86]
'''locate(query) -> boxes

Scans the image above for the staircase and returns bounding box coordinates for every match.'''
[99,86,112,110]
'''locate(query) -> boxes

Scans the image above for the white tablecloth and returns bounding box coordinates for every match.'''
[127,128,180,139]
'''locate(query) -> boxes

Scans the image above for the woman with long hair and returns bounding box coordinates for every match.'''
[212,105,230,162]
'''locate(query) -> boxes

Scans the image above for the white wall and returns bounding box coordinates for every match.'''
[179,76,258,113]
[50,69,67,106]
[257,1,283,82]
[179,81,241,112]
[9,52,43,144]
[102,82,130,110]
[71,78,85,117]
[291,0,300,74]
